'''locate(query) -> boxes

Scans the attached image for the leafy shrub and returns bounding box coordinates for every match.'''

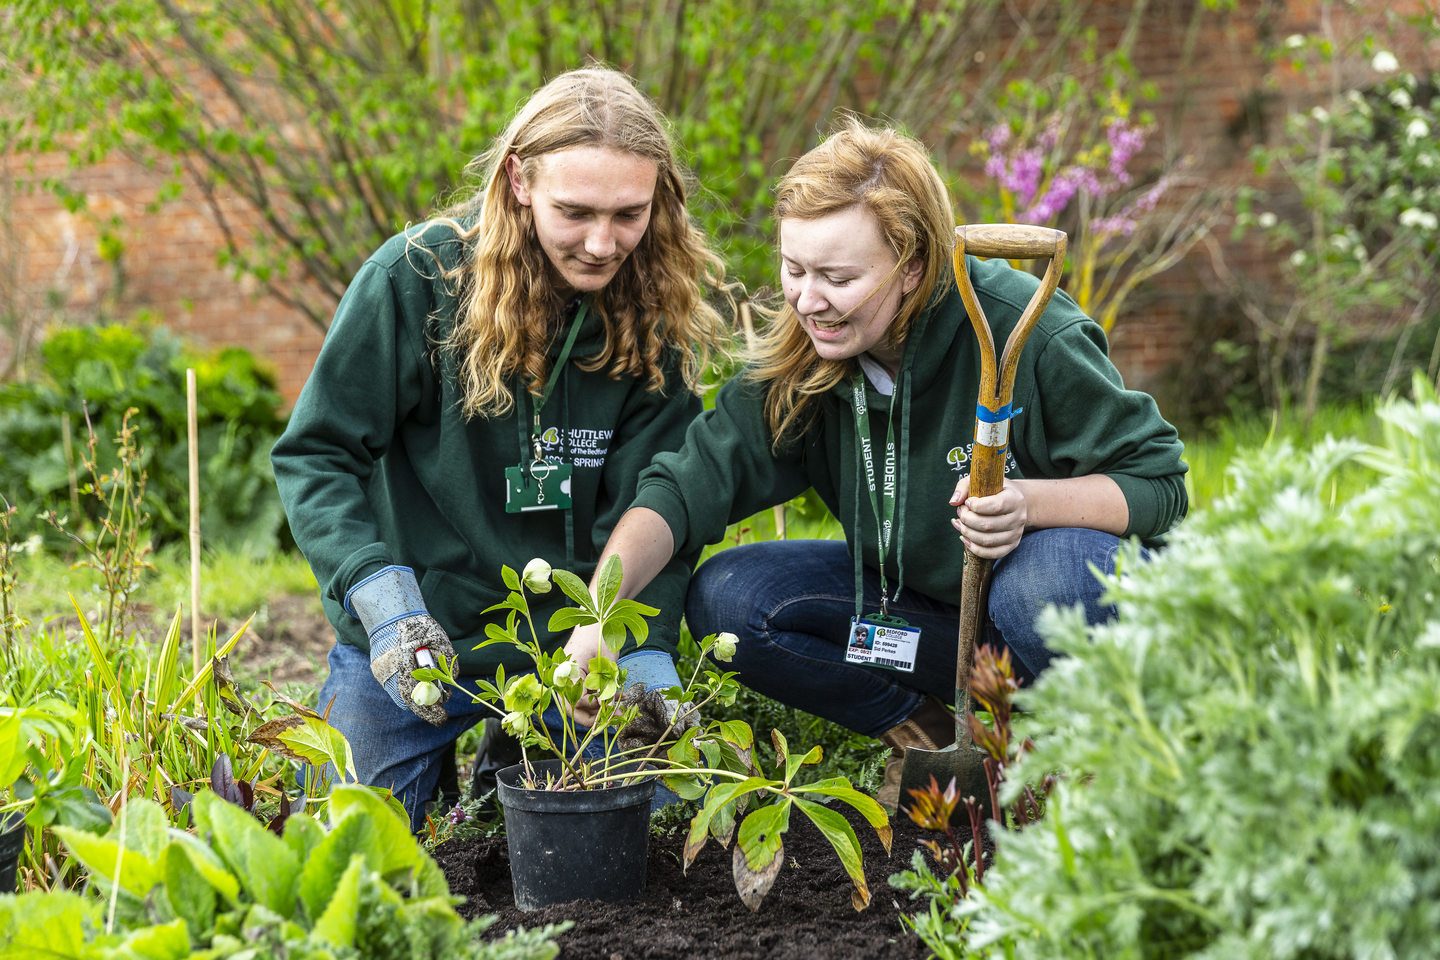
[0,785,561,959]
[0,321,287,555]
[920,375,1440,958]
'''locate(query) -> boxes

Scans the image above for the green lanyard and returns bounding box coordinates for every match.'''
[518,299,588,463]
[850,372,902,617]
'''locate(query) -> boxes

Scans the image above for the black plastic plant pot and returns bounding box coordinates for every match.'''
[0,812,25,893]
[496,758,656,912]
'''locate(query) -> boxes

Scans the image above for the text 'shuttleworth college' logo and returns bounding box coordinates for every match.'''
[946,446,968,473]
[541,427,560,444]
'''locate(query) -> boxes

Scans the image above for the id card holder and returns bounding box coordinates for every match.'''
[844,613,920,673]
[504,461,573,513]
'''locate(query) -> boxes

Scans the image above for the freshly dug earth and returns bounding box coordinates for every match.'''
[434,801,944,959]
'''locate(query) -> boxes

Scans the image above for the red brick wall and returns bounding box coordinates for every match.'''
[3,1,1428,413]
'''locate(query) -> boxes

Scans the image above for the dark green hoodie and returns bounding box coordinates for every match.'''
[632,255,1187,607]
[272,224,699,675]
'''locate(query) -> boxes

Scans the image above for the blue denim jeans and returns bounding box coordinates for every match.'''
[684,529,1124,738]
[316,643,680,830]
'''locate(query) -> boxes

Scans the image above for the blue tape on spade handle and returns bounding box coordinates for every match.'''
[975,403,1013,423]
[974,403,1016,447]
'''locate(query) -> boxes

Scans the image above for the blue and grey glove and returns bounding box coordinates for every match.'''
[614,649,697,750]
[344,565,456,726]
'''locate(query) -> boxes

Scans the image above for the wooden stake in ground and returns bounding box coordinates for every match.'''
[187,368,202,676]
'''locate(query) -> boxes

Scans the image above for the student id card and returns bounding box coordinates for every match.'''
[845,615,920,673]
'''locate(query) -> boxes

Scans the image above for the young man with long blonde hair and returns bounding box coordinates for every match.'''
[273,67,732,828]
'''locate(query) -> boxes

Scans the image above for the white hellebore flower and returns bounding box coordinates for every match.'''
[1257,212,1278,229]
[1406,118,1430,143]
[1310,106,1329,123]
[1284,34,1305,49]
[1389,88,1413,110]
[411,681,442,707]
[522,557,553,594]
[713,631,739,663]
[1371,50,1399,74]
[552,658,580,684]
[1399,207,1439,231]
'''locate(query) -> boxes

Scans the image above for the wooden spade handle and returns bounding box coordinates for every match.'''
[951,223,1068,743]
[957,223,1066,260]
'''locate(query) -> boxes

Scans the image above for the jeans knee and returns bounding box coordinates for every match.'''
[685,547,762,641]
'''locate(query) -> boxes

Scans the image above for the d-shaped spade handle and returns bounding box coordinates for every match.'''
[956,223,1066,261]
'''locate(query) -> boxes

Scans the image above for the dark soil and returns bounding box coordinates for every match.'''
[434,800,947,959]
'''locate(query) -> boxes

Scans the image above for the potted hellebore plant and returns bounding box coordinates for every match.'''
[421,557,892,913]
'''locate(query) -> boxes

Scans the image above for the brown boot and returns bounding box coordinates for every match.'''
[876,698,957,814]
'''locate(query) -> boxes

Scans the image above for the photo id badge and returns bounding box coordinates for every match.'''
[504,461,572,513]
[844,614,921,673]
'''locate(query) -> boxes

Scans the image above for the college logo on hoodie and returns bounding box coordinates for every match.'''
[540,426,612,469]
[946,444,1018,477]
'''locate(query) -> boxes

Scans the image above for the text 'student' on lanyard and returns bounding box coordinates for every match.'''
[850,372,902,617]
[523,299,589,462]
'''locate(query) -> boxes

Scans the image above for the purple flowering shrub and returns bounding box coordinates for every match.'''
[975,108,1216,334]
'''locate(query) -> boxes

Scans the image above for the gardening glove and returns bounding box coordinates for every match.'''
[615,649,698,751]
[344,565,456,726]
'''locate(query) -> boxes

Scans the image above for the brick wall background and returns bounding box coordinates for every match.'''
[2,1,1429,418]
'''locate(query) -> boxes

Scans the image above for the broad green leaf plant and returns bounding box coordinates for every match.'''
[0,785,562,960]
[422,555,892,911]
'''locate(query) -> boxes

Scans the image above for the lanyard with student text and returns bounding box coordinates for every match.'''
[505,300,587,517]
[850,373,902,618]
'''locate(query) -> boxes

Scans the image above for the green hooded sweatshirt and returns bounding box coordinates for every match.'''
[631,255,1188,608]
[272,224,699,675]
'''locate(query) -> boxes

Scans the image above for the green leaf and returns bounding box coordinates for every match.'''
[501,564,520,592]
[596,554,623,609]
[791,777,891,852]
[282,810,325,863]
[684,776,773,867]
[792,796,870,910]
[733,801,791,911]
[311,854,365,948]
[54,797,170,898]
[115,917,192,959]
[0,711,24,787]
[299,813,373,923]
[327,784,421,877]
[0,890,96,959]
[195,790,301,917]
[169,830,242,904]
[546,606,596,632]
[551,569,593,610]
[247,714,356,780]
[163,843,217,938]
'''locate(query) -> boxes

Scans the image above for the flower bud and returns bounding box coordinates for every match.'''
[411,681,442,707]
[522,557,553,594]
[713,631,739,662]
[553,658,580,684]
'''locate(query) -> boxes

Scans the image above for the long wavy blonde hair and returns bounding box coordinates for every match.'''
[751,120,955,445]
[432,67,732,418]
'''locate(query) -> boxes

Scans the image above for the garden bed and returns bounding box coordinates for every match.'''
[435,800,938,959]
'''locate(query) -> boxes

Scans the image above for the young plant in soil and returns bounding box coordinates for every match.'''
[421,556,892,911]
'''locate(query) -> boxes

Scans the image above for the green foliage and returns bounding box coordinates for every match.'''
[921,374,1440,958]
[0,786,563,959]
[0,321,286,554]
[4,0,1147,315]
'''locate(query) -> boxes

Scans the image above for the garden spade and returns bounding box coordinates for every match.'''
[896,223,1068,816]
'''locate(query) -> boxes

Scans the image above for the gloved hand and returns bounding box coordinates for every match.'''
[344,565,456,726]
[614,649,697,751]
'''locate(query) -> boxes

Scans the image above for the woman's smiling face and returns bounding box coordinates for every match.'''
[779,205,922,373]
